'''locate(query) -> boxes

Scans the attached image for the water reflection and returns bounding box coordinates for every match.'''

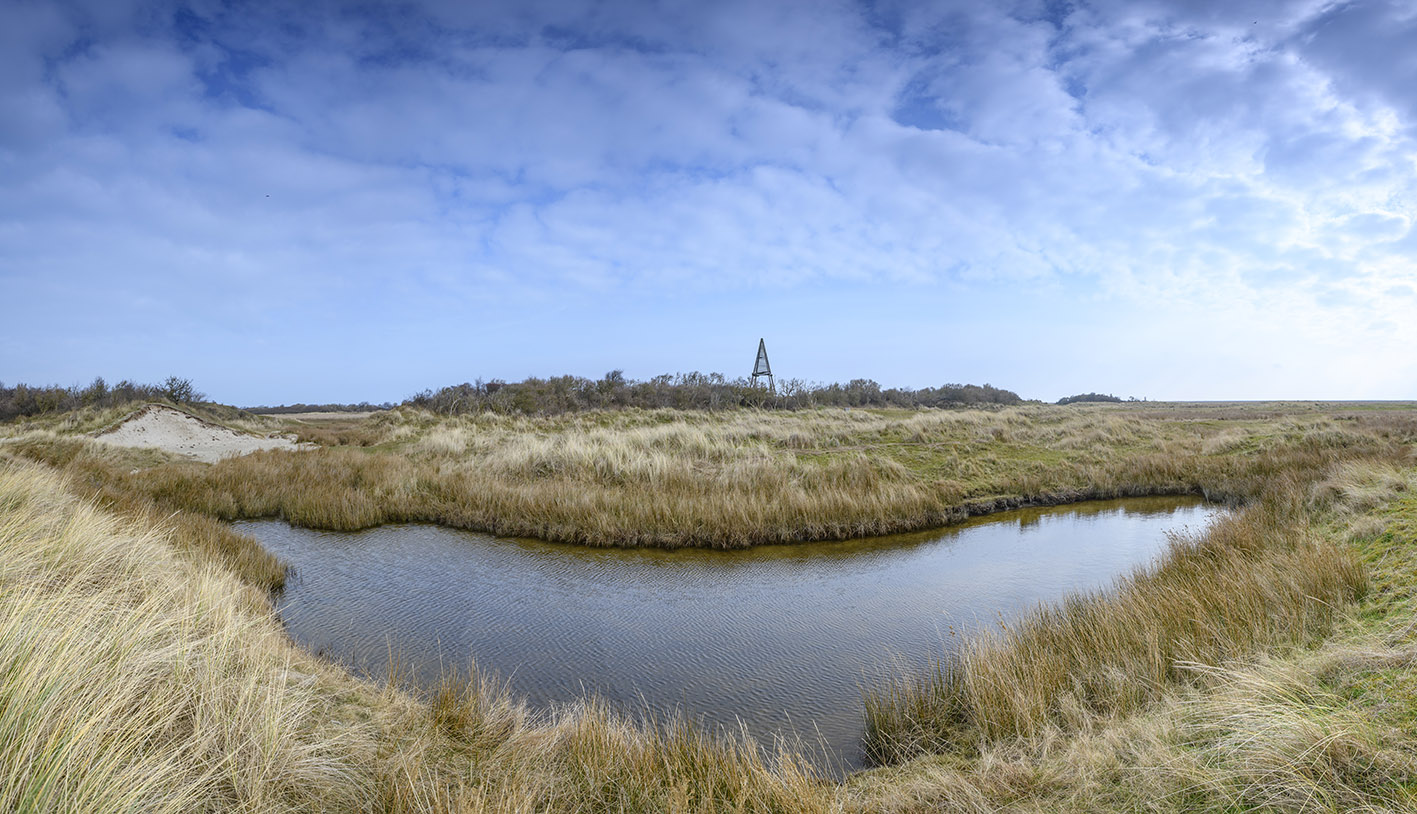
[237,495,1213,772]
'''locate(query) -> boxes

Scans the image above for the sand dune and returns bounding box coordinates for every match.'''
[95,404,307,462]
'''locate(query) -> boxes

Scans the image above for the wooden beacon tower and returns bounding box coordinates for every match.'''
[751,338,774,392]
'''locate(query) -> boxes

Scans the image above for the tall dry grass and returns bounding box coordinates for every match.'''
[0,459,367,811]
[862,481,1366,763]
[845,648,1417,813]
[11,404,1409,551]
[0,457,836,812]
[845,457,1417,814]
[5,402,1417,811]
[1,434,285,589]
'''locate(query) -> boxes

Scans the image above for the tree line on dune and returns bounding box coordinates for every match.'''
[406,372,1024,414]
[0,377,203,421]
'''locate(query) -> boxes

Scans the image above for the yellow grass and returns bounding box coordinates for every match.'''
[8,403,1412,550]
[0,458,834,812]
[863,475,1367,762]
[4,402,1417,812]
[844,460,1417,813]
[0,460,366,811]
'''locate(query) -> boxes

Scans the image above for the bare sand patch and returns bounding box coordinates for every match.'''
[95,404,310,463]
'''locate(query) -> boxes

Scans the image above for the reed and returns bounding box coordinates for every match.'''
[862,477,1367,763]
[844,461,1417,813]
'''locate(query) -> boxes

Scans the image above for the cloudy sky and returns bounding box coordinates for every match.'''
[2,0,1415,404]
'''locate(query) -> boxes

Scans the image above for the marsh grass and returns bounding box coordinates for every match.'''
[858,446,1415,766]
[2,433,286,589]
[844,459,1417,814]
[0,457,842,813]
[6,402,1417,812]
[1169,655,1417,811]
[845,648,1417,813]
[862,479,1367,763]
[9,404,1410,552]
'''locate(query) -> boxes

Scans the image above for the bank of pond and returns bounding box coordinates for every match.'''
[237,495,1214,773]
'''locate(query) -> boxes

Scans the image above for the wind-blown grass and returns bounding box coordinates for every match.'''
[0,435,286,590]
[0,460,366,812]
[0,458,833,812]
[863,474,1367,763]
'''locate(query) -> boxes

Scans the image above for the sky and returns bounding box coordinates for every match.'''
[2,0,1416,405]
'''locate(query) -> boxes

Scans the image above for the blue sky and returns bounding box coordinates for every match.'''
[3,0,1416,404]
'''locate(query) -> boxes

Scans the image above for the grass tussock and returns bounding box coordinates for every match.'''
[0,459,367,812]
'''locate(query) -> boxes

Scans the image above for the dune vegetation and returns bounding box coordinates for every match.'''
[8,401,1415,549]
[0,458,828,812]
[3,400,1417,811]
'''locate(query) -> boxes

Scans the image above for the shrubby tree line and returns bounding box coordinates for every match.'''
[1056,393,1128,405]
[407,372,1023,415]
[0,376,204,421]
[1,372,1024,422]
[1057,392,1123,405]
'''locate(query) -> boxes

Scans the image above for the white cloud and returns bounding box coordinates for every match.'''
[3,0,1417,398]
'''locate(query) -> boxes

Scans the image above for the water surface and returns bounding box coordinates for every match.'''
[238,496,1213,772]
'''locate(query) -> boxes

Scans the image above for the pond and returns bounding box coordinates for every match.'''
[237,495,1214,773]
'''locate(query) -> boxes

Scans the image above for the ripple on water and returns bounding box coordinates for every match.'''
[239,495,1216,773]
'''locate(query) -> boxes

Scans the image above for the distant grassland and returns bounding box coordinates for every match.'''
[4,402,1417,811]
[9,402,1417,554]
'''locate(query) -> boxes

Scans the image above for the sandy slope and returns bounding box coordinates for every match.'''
[95,405,308,463]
